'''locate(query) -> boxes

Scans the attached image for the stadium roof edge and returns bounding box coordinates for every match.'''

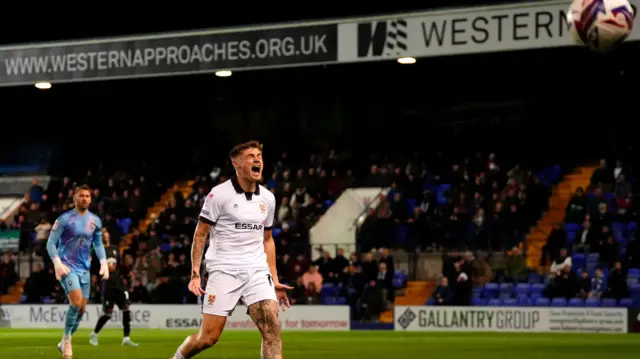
[0,0,568,51]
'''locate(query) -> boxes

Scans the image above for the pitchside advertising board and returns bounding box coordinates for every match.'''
[338,0,640,62]
[0,304,350,331]
[395,306,629,333]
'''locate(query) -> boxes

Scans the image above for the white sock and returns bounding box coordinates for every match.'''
[123,336,130,341]
[174,336,191,359]
[63,334,71,341]
[91,331,97,336]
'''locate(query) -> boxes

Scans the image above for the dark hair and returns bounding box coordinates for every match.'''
[229,140,262,159]
[74,184,92,194]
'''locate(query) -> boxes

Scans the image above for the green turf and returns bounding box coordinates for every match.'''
[0,329,638,359]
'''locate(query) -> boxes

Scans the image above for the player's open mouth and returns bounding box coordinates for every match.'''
[251,165,261,173]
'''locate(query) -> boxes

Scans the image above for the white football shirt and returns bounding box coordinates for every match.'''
[199,178,275,270]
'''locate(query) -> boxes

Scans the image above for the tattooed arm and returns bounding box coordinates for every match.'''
[191,220,212,279]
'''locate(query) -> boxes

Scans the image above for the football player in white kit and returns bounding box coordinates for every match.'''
[171,141,292,359]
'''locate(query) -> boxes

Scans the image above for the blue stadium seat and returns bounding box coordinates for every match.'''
[394,225,409,243]
[324,199,334,208]
[531,283,545,294]
[566,232,577,246]
[530,293,543,303]
[499,283,514,294]
[565,223,580,233]
[472,287,482,297]
[321,283,339,297]
[517,296,532,306]
[585,297,601,307]
[528,273,542,284]
[335,297,347,305]
[116,217,132,235]
[612,222,625,231]
[628,268,640,277]
[483,282,499,298]
[568,298,584,307]
[631,284,640,294]
[604,192,616,203]
[515,283,531,296]
[322,296,337,305]
[488,298,501,306]
[534,298,550,307]
[628,222,637,231]
[551,298,567,307]
[392,278,404,289]
[601,298,617,307]
[502,298,517,307]
[587,253,600,263]
[618,298,633,308]
[271,228,282,238]
[407,198,417,214]
[473,297,488,306]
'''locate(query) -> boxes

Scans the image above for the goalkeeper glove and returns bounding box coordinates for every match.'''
[52,257,70,280]
[99,259,110,280]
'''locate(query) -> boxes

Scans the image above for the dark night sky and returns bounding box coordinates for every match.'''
[0,1,534,45]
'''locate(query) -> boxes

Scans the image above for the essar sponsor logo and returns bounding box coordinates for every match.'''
[234,223,263,230]
[166,318,202,328]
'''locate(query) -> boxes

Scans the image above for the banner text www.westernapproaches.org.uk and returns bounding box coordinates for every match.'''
[0,25,337,86]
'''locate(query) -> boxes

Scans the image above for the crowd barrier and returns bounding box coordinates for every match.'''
[1,304,638,333]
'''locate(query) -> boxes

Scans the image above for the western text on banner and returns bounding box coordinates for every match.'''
[338,0,640,62]
[395,306,628,333]
[0,25,337,86]
[0,304,350,331]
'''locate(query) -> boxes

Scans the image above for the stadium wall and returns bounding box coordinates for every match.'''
[1,304,638,333]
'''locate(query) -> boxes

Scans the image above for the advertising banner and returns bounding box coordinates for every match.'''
[0,304,350,331]
[395,306,628,333]
[338,0,640,62]
[0,230,20,251]
[0,24,338,86]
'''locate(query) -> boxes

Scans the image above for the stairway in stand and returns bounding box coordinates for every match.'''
[525,166,597,271]
[379,281,435,323]
[120,180,195,252]
[0,281,23,304]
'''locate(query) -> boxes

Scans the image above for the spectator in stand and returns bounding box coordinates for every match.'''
[313,251,335,283]
[599,230,619,269]
[627,237,640,268]
[549,248,571,277]
[604,261,628,300]
[591,159,613,191]
[541,222,567,266]
[34,218,52,253]
[376,262,393,306]
[574,219,597,253]
[578,270,591,299]
[592,202,613,231]
[589,268,605,298]
[505,246,527,282]
[554,264,579,299]
[361,252,378,282]
[0,252,17,294]
[615,174,632,199]
[427,276,453,305]
[565,187,588,223]
[358,280,384,321]
[302,265,323,294]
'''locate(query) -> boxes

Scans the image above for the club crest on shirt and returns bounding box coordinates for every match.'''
[207,294,216,305]
[259,203,266,214]
[52,220,60,231]
[87,220,96,232]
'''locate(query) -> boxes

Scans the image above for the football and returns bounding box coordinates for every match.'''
[568,0,636,51]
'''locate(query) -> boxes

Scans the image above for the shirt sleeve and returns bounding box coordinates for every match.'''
[46,215,65,260]
[264,194,276,230]
[199,190,222,226]
[92,218,106,262]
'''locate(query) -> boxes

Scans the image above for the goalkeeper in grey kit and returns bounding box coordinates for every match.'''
[90,228,139,347]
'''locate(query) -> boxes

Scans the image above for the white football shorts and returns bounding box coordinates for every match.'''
[202,267,277,317]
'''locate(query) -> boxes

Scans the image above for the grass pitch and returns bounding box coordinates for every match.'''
[0,329,638,358]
